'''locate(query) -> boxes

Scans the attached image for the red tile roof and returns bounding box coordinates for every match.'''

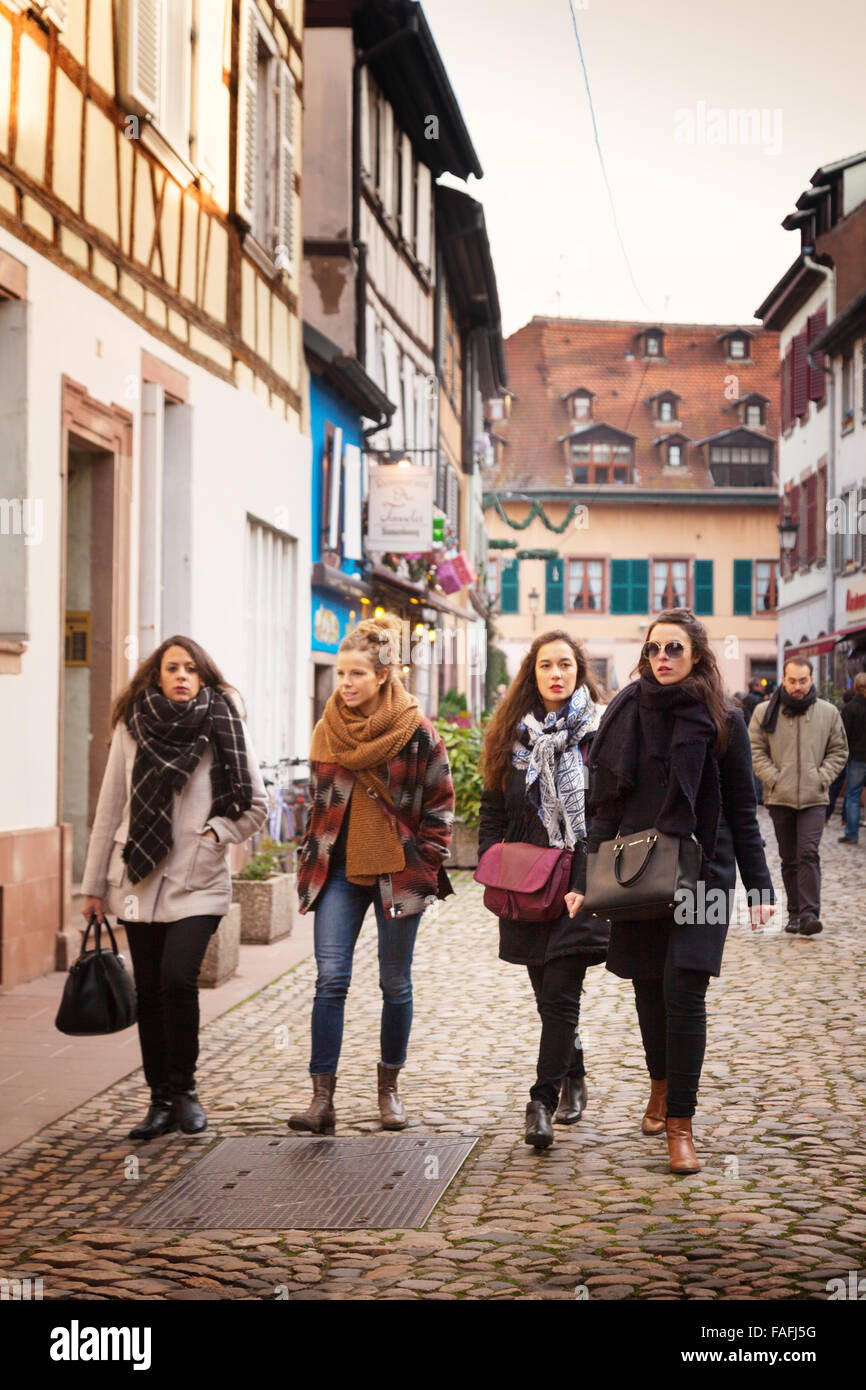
[484,317,781,492]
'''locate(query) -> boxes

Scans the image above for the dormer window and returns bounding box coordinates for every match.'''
[636,326,666,359]
[668,443,682,467]
[745,403,763,426]
[562,387,595,423]
[735,393,768,429]
[650,390,681,422]
[659,399,674,421]
[646,333,661,357]
[719,329,753,361]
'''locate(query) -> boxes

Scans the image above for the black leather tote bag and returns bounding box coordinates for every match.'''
[584,827,701,922]
[55,914,138,1036]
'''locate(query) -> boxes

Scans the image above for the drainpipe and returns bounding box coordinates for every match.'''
[803,253,837,652]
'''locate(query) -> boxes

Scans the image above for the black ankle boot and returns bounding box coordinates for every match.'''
[524,1100,554,1148]
[555,1075,588,1124]
[128,1087,178,1141]
[169,1080,207,1134]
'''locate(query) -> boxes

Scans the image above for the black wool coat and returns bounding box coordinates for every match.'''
[575,708,774,979]
[478,745,610,968]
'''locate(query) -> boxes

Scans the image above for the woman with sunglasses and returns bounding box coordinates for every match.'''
[479,630,609,1149]
[567,610,774,1173]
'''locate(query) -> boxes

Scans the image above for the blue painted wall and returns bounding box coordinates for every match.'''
[308,373,366,574]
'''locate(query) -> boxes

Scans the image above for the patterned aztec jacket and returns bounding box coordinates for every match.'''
[296,718,455,920]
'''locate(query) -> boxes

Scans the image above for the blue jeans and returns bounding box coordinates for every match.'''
[843,760,866,843]
[309,863,421,1075]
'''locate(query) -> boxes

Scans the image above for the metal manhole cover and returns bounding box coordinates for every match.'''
[128,1135,478,1230]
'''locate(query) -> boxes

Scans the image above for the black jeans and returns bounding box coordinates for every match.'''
[632,951,711,1119]
[768,804,826,921]
[526,955,588,1112]
[122,916,219,1092]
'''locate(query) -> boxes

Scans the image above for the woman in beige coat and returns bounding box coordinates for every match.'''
[81,636,267,1140]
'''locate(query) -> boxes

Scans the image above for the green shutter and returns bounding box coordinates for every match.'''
[694,559,714,615]
[610,559,630,613]
[630,559,649,613]
[500,555,519,614]
[545,557,564,613]
[733,559,753,615]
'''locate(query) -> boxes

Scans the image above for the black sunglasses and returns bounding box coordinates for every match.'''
[643,640,686,660]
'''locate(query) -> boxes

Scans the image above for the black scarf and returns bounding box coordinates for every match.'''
[761,681,817,735]
[589,674,722,858]
[123,684,253,885]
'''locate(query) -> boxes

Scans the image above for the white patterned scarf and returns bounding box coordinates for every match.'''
[511,684,602,848]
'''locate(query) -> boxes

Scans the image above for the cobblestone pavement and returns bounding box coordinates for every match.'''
[0,809,864,1301]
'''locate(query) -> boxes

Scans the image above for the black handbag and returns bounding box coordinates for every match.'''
[583,826,701,922]
[55,914,138,1036]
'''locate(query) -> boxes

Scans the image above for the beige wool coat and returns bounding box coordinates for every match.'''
[81,720,268,923]
[748,696,848,809]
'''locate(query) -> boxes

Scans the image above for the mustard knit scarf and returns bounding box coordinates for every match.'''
[310,679,424,885]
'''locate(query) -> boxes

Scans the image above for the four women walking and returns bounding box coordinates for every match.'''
[79,607,777,1175]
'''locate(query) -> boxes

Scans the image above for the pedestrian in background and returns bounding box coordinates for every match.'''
[291,613,454,1136]
[571,609,774,1175]
[749,657,848,935]
[826,688,854,823]
[741,677,768,805]
[839,673,866,845]
[479,631,608,1149]
[81,637,267,1140]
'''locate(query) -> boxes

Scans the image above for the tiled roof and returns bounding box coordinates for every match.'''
[483,317,780,492]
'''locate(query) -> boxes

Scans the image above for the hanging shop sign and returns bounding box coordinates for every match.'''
[367,464,433,553]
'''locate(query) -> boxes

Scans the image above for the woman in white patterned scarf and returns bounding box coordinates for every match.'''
[479,631,610,1149]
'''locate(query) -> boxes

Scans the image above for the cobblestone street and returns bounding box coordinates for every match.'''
[0,809,864,1302]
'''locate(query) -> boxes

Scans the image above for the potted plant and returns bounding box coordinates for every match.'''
[231,836,295,943]
[435,719,483,868]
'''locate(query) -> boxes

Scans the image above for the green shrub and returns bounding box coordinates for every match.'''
[237,836,292,880]
[435,719,483,827]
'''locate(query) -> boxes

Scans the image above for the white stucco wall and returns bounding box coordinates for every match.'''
[0,226,311,833]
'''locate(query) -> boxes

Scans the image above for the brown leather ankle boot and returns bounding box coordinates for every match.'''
[288,1074,336,1135]
[641,1078,668,1135]
[377,1063,407,1130]
[666,1116,700,1173]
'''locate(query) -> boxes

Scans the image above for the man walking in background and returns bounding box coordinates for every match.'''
[741,677,769,803]
[749,658,848,936]
[839,672,866,846]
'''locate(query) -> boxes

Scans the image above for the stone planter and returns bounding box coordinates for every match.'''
[231,873,295,943]
[199,903,240,988]
[450,820,479,869]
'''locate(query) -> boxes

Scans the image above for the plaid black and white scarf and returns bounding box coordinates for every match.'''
[123,684,253,885]
[511,684,601,848]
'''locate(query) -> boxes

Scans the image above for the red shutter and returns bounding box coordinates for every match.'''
[816,464,827,561]
[781,344,793,432]
[790,482,800,570]
[805,473,817,563]
[807,303,828,402]
[792,331,809,417]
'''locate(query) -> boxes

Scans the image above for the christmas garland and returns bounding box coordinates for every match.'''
[485,494,586,534]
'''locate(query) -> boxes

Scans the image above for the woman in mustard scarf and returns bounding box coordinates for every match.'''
[291,613,455,1134]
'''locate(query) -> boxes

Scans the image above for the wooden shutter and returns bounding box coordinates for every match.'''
[545,558,564,613]
[194,0,226,183]
[630,558,649,613]
[610,559,630,614]
[359,67,371,177]
[415,161,431,269]
[807,304,828,402]
[380,101,394,214]
[789,482,800,570]
[276,62,295,270]
[733,558,753,615]
[792,331,808,418]
[804,473,818,563]
[383,335,404,449]
[693,559,713,615]
[500,556,519,614]
[119,0,163,118]
[400,133,413,242]
[780,344,792,432]
[342,443,363,561]
[816,465,827,562]
[236,0,259,226]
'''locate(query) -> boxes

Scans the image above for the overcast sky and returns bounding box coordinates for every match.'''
[424,0,866,337]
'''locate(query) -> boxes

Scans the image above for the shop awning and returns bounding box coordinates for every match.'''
[784,622,866,660]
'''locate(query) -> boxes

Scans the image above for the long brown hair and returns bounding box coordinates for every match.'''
[109,635,243,734]
[634,608,730,753]
[481,629,601,793]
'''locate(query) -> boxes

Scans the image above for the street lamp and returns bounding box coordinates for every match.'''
[778,516,799,577]
[528,586,540,632]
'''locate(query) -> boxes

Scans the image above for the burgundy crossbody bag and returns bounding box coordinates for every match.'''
[474,841,574,922]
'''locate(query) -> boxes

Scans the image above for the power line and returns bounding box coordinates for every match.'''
[567,1,650,312]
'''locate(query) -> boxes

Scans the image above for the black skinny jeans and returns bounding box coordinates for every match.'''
[122,916,219,1092]
[632,951,710,1118]
[526,955,588,1112]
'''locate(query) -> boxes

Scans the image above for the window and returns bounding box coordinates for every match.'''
[745,403,763,427]
[659,399,674,421]
[709,444,772,487]
[572,465,589,484]
[693,559,713,616]
[572,392,593,422]
[567,559,604,612]
[443,291,459,407]
[807,304,828,404]
[646,334,660,357]
[485,555,499,603]
[842,354,855,431]
[236,2,295,270]
[499,555,519,614]
[804,473,818,564]
[652,559,688,610]
[588,657,608,691]
[570,438,629,483]
[610,559,649,614]
[667,443,682,467]
[613,467,628,484]
[246,515,295,762]
[841,490,856,568]
[594,466,609,483]
[755,561,779,613]
[728,334,750,360]
[733,558,753,615]
[119,0,197,183]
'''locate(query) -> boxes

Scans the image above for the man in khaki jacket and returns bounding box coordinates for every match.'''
[749,657,848,935]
